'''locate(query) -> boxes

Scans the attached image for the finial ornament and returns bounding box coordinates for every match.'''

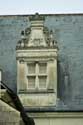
[29,13,45,21]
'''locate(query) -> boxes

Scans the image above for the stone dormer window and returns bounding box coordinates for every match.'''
[16,13,58,107]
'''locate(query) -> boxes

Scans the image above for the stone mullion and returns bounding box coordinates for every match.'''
[35,63,39,89]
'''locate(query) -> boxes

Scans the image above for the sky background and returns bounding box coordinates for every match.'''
[0,0,83,15]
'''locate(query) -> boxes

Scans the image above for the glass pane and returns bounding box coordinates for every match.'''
[39,76,47,88]
[28,76,35,88]
[39,63,47,74]
[28,63,35,74]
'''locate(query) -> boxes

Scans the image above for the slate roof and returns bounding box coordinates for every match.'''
[0,14,83,110]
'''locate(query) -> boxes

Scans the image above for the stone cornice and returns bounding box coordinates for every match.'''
[16,46,58,50]
[27,112,83,118]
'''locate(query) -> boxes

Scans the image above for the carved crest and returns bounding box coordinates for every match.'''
[16,13,58,49]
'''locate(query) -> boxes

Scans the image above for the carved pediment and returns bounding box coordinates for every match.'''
[16,13,58,49]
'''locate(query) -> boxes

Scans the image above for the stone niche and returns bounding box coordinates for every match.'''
[16,13,58,108]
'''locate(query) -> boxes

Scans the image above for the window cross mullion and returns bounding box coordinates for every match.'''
[35,62,39,88]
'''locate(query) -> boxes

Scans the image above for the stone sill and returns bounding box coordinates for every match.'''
[16,46,58,50]
[18,89,55,94]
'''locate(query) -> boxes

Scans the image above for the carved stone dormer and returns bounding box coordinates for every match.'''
[16,13,58,108]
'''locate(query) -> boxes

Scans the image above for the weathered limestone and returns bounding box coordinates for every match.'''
[0,100,20,125]
[28,112,83,125]
[0,75,21,125]
[16,13,58,108]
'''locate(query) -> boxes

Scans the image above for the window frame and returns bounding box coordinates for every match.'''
[26,61,48,91]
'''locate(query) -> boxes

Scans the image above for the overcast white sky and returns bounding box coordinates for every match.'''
[0,0,83,15]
